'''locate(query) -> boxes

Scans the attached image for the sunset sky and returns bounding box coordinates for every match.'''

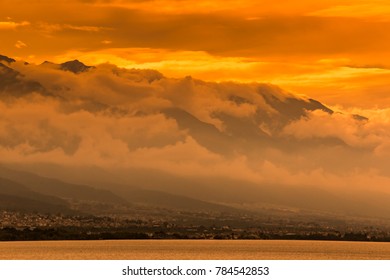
[1,0,390,108]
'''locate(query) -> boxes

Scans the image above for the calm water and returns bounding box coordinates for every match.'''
[0,240,389,260]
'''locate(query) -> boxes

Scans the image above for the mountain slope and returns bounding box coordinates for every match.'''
[0,177,72,213]
[105,183,240,213]
[0,194,72,214]
[0,166,127,205]
[16,163,390,219]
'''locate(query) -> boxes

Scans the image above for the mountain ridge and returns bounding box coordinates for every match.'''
[0,55,15,64]
[0,54,385,222]
[0,165,127,205]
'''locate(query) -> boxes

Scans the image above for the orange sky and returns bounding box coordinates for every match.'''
[1,0,390,108]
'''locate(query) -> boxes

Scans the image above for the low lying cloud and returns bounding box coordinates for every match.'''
[284,108,390,153]
[1,60,390,195]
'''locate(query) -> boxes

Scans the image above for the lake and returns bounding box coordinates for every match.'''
[0,240,389,259]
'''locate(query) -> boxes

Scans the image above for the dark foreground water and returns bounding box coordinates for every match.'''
[0,240,389,260]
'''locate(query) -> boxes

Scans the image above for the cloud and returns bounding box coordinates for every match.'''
[87,0,378,17]
[308,3,390,20]
[0,95,184,162]
[283,110,372,148]
[64,24,109,32]
[36,22,110,34]
[0,20,30,29]
[282,107,390,175]
[2,60,390,197]
[15,40,27,49]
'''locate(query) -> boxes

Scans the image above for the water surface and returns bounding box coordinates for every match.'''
[0,240,389,260]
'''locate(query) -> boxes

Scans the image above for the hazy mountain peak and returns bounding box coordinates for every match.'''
[41,60,55,66]
[60,59,93,74]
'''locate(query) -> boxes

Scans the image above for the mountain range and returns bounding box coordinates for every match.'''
[1,54,389,222]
